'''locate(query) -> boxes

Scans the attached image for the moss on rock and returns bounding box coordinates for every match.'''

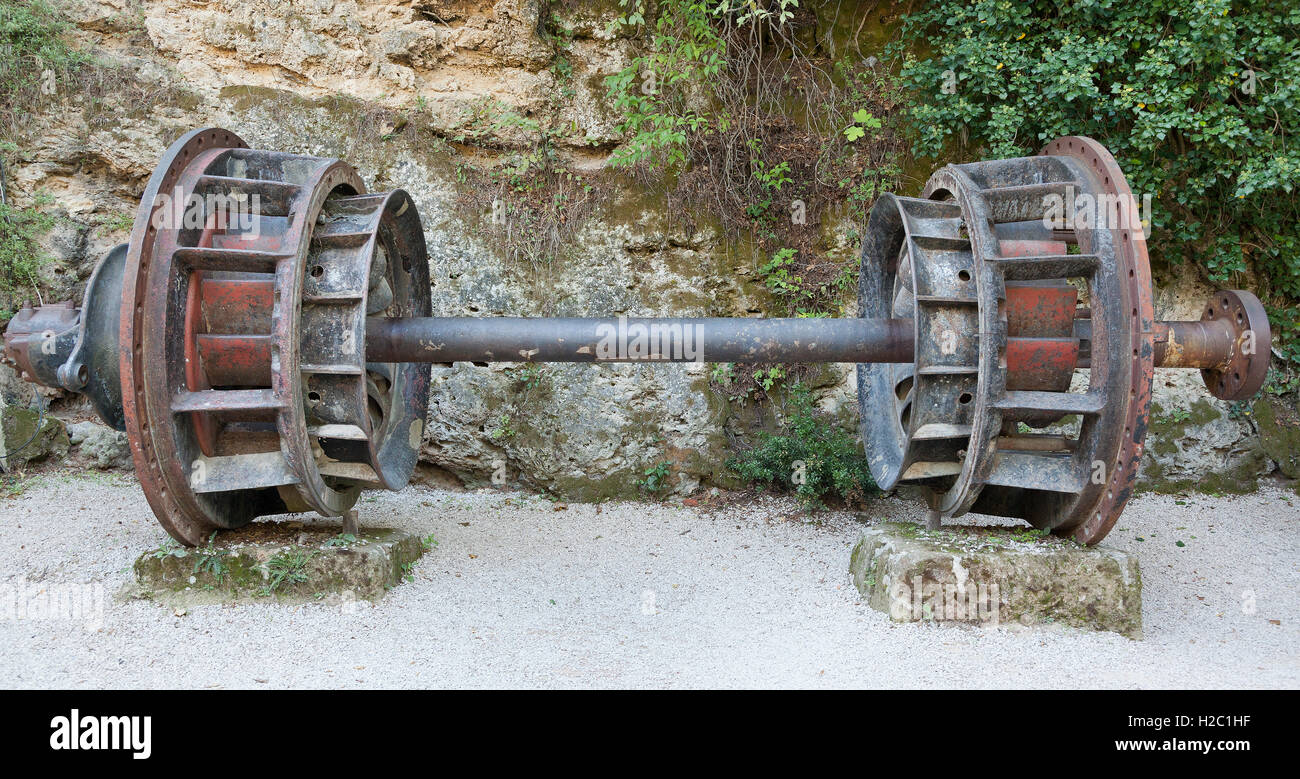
[1253,396,1300,480]
[0,406,68,471]
[849,521,1142,638]
[129,525,427,607]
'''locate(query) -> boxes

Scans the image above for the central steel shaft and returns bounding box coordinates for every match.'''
[365,316,917,364]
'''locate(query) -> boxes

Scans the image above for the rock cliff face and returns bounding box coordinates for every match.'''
[6,0,796,497]
[2,0,1286,497]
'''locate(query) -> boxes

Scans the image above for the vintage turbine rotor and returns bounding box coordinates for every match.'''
[3,129,1271,546]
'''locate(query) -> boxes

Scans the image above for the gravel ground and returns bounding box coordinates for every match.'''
[1,469,1297,689]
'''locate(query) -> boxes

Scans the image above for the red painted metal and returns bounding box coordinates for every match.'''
[1005,337,1078,392]
[200,278,274,334]
[196,335,273,386]
[122,128,252,544]
[1005,282,1078,339]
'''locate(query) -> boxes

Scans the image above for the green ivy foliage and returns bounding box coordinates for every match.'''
[894,0,1300,362]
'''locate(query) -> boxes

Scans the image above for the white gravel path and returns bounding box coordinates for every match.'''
[1,469,1297,689]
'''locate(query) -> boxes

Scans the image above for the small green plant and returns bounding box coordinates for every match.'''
[323,532,357,548]
[1010,527,1051,543]
[420,534,438,552]
[753,158,792,191]
[0,187,56,319]
[265,550,312,593]
[149,538,182,559]
[728,382,876,508]
[757,248,808,301]
[191,532,230,582]
[509,363,546,391]
[636,460,673,494]
[752,365,785,393]
[0,471,34,498]
[94,211,134,237]
[489,413,517,442]
[1155,406,1192,426]
[842,108,882,143]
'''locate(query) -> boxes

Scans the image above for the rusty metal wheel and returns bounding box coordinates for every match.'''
[859,135,1156,544]
[121,128,430,545]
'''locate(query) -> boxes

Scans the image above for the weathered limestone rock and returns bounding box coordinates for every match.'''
[1253,395,1300,481]
[1140,373,1271,493]
[129,524,429,605]
[67,420,131,470]
[0,406,69,471]
[849,522,1142,638]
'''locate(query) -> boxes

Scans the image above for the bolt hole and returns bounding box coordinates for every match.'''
[958,270,971,282]
[308,391,321,402]
[311,265,324,278]
[958,392,973,405]
[1236,311,1244,325]
[1233,372,1240,382]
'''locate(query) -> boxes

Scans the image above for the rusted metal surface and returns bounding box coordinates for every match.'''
[3,245,128,430]
[121,128,268,544]
[114,128,431,544]
[1196,289,1270,400]
[1004,337,1077,392]
[1154,318,1236,369]
[200,278,274,332]
[1005,282,1077,339]
[365,316,915,364]
[1035,136,1155,545]
[2,301,80,389]
[858,136,1168,544]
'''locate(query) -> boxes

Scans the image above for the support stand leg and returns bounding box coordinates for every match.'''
[924,509,942,531]
[342,509,360,536]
